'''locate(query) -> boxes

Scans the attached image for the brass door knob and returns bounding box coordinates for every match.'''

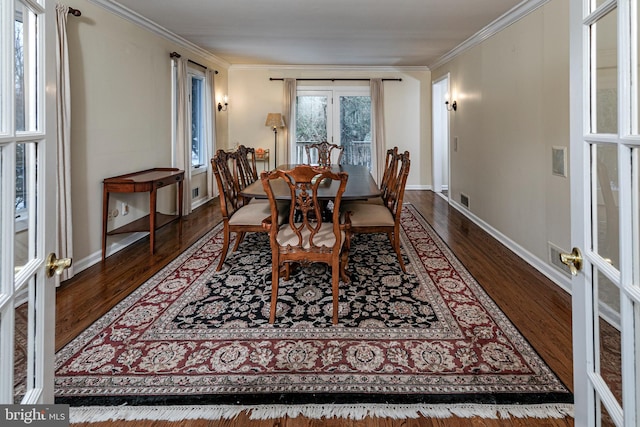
[560,247,583,276]
[46,253,72,278]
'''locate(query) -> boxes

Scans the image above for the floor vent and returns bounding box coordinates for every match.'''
[548,242,572,276]
[192,187,199,198]
[460,193,470,209]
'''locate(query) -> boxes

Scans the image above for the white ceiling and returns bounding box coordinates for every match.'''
[110,0,524,67]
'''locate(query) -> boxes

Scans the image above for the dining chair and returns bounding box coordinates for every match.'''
[305,141,344,167]
[260,165,351,324]
[342,150,410,273]
[211,149,287,271]
[235,145,258,194]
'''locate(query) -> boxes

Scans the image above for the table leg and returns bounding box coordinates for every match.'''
[150,187,157,255]
[102,188,109,260]
[177,179,184,236]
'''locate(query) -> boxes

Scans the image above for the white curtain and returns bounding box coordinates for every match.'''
[283,78,297,163]
[204,69,217,198]
[55,4,74,284]
[175,58,192,215]
[370,78,386,185]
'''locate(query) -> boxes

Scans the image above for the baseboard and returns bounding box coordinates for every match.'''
[406,184,432,190]
[448,200,573,295]
[73,232,148,273]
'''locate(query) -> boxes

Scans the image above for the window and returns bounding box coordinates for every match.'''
[294,88,371,169]
[189,70,206,172]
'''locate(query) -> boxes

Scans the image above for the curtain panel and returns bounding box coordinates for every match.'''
[370,78,386,185]
[55,4,74,283]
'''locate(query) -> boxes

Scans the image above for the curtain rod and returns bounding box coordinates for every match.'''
[269,77,402,82]
[169,52,219,74]
[68,7,81,16]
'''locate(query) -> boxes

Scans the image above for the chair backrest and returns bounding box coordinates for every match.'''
[235,145,258,192]
[261,165,348,253]
[380,147,399,203]
[211,149,244,218]
[385,150,411,217]
[305,141,344,167]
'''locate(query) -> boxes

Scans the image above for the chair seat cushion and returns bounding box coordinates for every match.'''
[343,203,395,227]
[277,223,345,249]
[230,200,289,225]
[342,196,385,207]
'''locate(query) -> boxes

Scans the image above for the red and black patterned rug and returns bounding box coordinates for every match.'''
[55,204,572,417]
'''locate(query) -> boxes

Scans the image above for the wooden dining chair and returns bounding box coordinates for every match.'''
[211,149,287,271]
[235,145,258,194]
[305,141,344,167]
[261,165,351,324]
[343,150,410,273]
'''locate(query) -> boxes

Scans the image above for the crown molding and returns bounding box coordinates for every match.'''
[229,64,429,72]
[429,0,550,70]
[87,0,230,69]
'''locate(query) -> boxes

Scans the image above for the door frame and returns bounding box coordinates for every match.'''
[431,74,451,197]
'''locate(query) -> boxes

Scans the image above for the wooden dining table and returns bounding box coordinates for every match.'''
[240,164,380,201]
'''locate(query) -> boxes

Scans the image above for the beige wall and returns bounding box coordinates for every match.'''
[65,0,228,269]
[227,67,431,188]
[431,0,571,274]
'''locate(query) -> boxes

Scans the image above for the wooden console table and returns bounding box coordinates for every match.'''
[102,168,184,260]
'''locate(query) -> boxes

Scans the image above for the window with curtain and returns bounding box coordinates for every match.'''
[189,68,206,174]
[294,87,371,169]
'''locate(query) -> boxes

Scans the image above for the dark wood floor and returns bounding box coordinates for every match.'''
[57,190,574,427]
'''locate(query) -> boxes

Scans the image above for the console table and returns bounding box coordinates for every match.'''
[102,168,184,260]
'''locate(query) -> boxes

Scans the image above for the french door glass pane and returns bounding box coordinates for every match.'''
[15,142,35,276]
[595,144,620,269]
[592,9,618,134]
[15,2,38,133]
[296,95,328,163]
[340,96,371,168]
[595,270,622,412]
[14,299,28,403]
[598,396,616,427]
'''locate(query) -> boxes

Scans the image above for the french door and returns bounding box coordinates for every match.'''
[294,88,373,172]
[1,0,59,404]
[569,0,639,425]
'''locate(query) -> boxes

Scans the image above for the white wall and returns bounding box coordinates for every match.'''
[227,67,431,189]
[64,0,229,270]
[431,0,571,282]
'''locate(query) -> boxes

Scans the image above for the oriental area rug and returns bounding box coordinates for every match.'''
[55,204,573,422]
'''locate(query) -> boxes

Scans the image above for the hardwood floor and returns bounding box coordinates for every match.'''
[57,191,574,427]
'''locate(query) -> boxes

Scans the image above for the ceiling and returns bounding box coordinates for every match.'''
[111,0,523,67]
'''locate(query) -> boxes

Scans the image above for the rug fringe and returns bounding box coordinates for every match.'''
[70,403,574,423]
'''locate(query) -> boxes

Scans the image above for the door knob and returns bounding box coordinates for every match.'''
[46,253,72,278]
[560,247,583,276]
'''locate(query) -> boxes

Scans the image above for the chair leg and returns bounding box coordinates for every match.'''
[332,262,339,324]
[340,248,351,283]
[232,231,246,252]
[216,222,230,272]
[388,230,406,273]
[270,256,280,324]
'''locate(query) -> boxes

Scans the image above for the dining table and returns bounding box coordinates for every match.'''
[240,164,380,201]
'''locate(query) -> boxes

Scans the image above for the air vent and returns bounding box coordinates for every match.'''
[192,187,199,198]
[460,193,470,209]
[548,242,572,276]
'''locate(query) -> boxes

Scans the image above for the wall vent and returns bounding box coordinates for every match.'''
[460,193,470,209]
[192,187,199,198]
[548,242,572,276]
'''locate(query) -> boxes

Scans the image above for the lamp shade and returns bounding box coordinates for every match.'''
[265,113,285,129]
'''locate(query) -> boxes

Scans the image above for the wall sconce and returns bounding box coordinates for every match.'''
[217,95,228,112]
[445,100,457,111]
